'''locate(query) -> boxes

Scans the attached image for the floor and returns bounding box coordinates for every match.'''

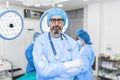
[94,76,101,80]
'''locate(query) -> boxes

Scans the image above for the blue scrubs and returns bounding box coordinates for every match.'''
[76,45,95,80]
[33,32,81,80]
[25,43,35,73]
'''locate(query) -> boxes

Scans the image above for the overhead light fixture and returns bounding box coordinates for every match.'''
[83,0,88,1]
[57,4,63,7]
[23,0,69,6]
[64,0,69,1]
[34,4,40,7]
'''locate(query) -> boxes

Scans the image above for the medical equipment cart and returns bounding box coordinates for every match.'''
[0,59,13,80]
[98,56,120,80]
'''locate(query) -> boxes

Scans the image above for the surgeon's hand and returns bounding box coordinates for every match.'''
[63,59,83,69]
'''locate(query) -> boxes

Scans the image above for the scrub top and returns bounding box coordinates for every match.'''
[25,43,35,73]
[76,45,95,80]
[33,32,81,80]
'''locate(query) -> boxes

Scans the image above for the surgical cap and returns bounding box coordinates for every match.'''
[33,32,41,41]
[47,8,67,27]
[77,29,92,44]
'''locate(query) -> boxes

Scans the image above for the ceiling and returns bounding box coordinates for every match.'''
[0,0,116,11]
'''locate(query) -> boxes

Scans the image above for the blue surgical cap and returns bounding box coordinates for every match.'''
[47,8,67,27]
[77,29,92,44]
[33,32,41,41]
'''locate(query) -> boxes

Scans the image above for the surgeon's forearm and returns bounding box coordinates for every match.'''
[59,67,81,78]
[64,67,81,76]
[78,65,90,73]
[35,62,66,78]
[63,59,82,69]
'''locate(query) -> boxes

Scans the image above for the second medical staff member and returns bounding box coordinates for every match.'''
[33,8,82,80]
[76,29,95,80]
[25,32,40,73]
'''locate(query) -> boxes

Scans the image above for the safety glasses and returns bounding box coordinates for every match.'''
[50,18,64,24]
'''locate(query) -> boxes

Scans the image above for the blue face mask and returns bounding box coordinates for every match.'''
[77,40,82,46]
[77,40,82,51]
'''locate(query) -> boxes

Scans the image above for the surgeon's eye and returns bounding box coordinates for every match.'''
[50,18,64,24]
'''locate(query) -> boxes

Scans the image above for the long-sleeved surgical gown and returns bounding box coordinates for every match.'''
[33,32,81,80]
[76,45,95,80]
[25,43,35,73]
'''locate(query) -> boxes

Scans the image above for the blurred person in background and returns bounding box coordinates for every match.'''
[76,29,95,80]
[25,32,41,73]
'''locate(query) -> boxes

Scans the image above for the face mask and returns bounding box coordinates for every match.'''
[77,40,82,51]
[77,40,81,45]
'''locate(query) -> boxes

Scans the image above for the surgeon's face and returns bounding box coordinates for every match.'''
[49,16,64,35]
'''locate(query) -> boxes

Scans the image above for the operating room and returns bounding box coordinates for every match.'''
[0,0,120,80]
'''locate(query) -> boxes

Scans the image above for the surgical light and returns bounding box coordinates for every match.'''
[0,10,24,40]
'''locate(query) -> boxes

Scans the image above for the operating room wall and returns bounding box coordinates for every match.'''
[86,0,120,75]
[66,9,84,39]
[0,2,41,73]
[84,3,100,76]
[101,1,120,54]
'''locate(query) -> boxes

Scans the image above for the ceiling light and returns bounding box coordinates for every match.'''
[83,0,88,1]
[34,4,40,7]
[63,0,69,1]
[57,4,63,7]
[23,0,68,6]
